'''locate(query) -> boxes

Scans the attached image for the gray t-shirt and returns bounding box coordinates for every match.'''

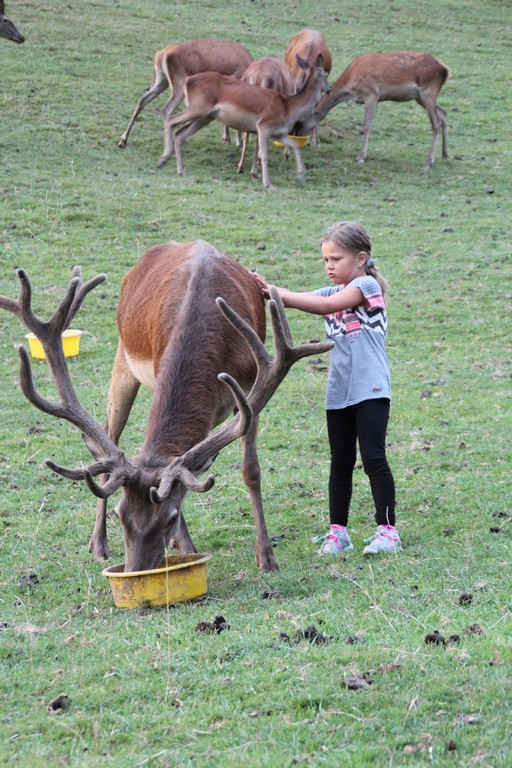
[314,275,390,409]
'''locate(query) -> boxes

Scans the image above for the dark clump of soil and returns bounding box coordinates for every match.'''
[47,694,71,713]
[347,634,365,645]
[425,630,446,646]
[278,624,337,646]
[342,674,374,690]
[463,623,483,636]
[195,615,229,634]
[261,589,282,599]
[298,624,337,644]
[19,572,39,590]
[458,592,473,606]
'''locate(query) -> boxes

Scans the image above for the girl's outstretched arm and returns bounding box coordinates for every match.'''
[251,272,363,315]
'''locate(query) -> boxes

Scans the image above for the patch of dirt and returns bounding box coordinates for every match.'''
[18,572,39,590]
[425,630,446,646]
[342,674,374,690]
[195,615,230,634]
[278,624,338,646]
[458,592,473,606]
[261,589,282,599]
[47,694,71,713]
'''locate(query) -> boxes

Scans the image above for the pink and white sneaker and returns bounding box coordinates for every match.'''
[318,525,353,556]
[363,525,402,555]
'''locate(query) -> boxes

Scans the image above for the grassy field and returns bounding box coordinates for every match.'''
[1,0,512,765]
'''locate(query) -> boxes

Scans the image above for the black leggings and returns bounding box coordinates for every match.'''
[326,399,395,528]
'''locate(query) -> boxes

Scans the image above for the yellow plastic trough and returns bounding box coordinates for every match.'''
[102,552,212,609]
[25,329,83,359]
[273,135,309,149]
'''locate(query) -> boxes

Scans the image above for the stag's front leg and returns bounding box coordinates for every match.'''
[89,341,140,560]
[241,418,279,572]
[89,494,111,560]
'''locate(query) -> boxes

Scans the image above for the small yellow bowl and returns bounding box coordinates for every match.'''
[25,330,83,360]
[102,552,212,609]
[273,135,309,149]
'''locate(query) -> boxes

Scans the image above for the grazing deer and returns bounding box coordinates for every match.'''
[284,29,332,145]
[0,1,24,43]
[294,51,449,169]
[0,242,332,573]
[157,54,332,189]
[238,56,296,175]
[118,38,253,149]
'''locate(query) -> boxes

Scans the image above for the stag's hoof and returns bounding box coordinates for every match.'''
[118,138,127,149]
[89,538,112,561]
[258,549,279,572]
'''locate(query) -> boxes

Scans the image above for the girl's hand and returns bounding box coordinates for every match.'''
[251,270,271,299]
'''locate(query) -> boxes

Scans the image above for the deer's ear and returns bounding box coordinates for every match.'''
[296,54,309,71]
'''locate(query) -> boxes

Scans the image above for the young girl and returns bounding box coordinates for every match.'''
[253,221,401,556]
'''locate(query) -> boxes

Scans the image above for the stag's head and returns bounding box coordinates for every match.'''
[90,453,219,572]
[0,2,24,43]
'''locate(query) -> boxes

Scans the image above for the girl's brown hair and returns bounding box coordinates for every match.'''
[321,221,388,298]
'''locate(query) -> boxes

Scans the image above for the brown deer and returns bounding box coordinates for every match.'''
[238,56,296,176]
[118,38,253,150]
[0,1,24,43]
[284,29,332,145]
[157,55,332,189]
[0,242,332,573]
[294,51,449,169]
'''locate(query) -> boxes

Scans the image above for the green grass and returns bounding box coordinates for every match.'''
[1,0,512,765]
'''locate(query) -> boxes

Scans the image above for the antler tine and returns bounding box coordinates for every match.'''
[0,269,137,500]
[218,287,333,417]
[216,296,273,368]
[267,285,334,363]
[63,266,107,331]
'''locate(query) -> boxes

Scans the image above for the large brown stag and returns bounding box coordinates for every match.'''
[294,51,449,169]
[0,242,332,573]
[118,38,253,149]
[0,1,24,43]
[157,55,332,188]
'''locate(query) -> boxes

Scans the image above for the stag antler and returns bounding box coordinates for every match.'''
[0,268,257,501]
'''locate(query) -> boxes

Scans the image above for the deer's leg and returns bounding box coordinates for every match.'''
[358,97,378,163]
[290,142,305,183]
[437,105,448,160]
[256,130,275,189]
[157,110,190,167]
[88,342,141,560]
[119,70,169,148]
[250,136,260,178]
[161,88,184,121]
[171,115,214,175]
[241,417,279,572]
[237,131,250,174]
[418,94,447,169]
